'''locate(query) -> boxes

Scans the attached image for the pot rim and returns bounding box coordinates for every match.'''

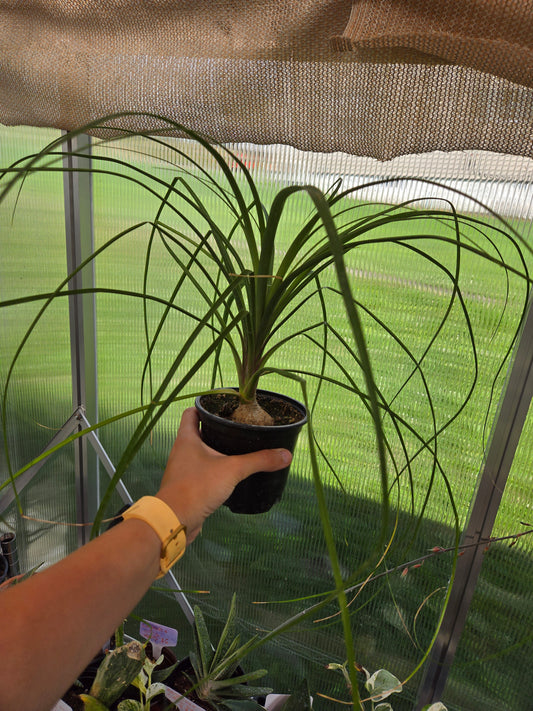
[195,388,308,432]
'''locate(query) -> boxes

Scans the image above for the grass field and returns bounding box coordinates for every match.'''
[1,129,533,709]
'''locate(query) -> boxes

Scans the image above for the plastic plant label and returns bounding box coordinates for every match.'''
[163,684,204,711]
[264,695,291,711]
[264,693,313,710]
[139,619,178,658]
[50,701,73,711]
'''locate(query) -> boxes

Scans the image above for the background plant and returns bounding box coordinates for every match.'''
[118,652,168,711]
[78,640,146,710]
[324,661,448,711]
[185,592,273,710]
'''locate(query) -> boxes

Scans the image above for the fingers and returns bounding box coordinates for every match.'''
[177,407,200,435]
[177,406,292,480]
[230,448,292,483]
[158,408,293,534]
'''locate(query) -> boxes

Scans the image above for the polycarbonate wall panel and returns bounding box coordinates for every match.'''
[83,136,533,707]
[0,126,78,568]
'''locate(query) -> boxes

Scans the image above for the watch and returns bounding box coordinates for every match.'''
[122,496,187,579]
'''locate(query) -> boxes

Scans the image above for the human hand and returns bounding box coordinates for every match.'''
[155,408,292,541]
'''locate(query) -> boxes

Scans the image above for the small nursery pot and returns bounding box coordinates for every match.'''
[165,657,247,711]
[0,554,7,585]
[195,389,307,514]
[59,642,177,711]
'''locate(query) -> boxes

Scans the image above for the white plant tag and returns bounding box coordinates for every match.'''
[264,693,313,710]
[139,619,178,659]
[264,695,291,711]
[49,701,72,711]
[163,684,204,711]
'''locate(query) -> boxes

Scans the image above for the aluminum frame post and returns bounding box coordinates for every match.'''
[417,293,533,707]
[63,134,98,546]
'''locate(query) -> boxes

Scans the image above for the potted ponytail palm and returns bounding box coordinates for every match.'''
[1,113,530,708]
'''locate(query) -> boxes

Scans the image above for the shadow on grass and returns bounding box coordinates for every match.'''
[139,464,532,711]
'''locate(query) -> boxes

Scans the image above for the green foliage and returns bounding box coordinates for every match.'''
[188,593,272,710]
[364,668,402,708]
[78,697,110,711]
[278,680,313,710]
[80,640,146,709]
[79,640,167,711]
[326,661,449,710]
[118,652,167,710]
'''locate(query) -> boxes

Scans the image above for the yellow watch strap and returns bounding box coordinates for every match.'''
[122,496,187,579]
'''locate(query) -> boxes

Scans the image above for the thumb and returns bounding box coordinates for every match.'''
[231,448,292,483]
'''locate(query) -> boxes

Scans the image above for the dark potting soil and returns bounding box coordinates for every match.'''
[201,391,302,426]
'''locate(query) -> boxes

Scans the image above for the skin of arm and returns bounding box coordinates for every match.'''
[0,407,292,711]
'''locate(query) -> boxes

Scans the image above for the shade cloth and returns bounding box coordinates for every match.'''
[0,1,532,160]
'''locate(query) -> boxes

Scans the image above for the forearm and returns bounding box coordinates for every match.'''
[0,517,161,711]
[0,408,291,711]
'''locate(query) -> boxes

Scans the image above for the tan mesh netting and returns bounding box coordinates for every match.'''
[1,0,532,160]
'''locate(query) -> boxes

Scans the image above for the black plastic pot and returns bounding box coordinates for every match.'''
[0,554,8,585]
[0,532,19,578]
[195,389,307,514]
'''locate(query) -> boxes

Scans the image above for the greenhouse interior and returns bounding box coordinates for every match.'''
[1,3,532,711]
